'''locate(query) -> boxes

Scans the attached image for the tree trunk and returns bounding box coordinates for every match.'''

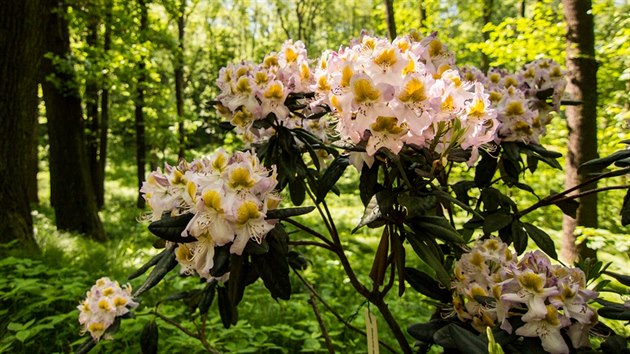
[0,0,44,252]
[520,0,526,17]
[136,0,148,209]
[85,16,103,208]
[561,0,598,264]
[480,0,493,73]
[99,2,112,208]
[27,88,40,204]
[41,0,106,241]
[384,0,397,40]
[175,0,186,161]
[418,1,427,30]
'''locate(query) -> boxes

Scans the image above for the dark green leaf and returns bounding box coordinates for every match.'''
[407,320,449,343]
[316,154,349,202]
[134,245,178,297]
[266,206,315,220]
[579,150,630,173]
[251,225,291,300]
[603,270,630,287]
[409,216,465,244]
[228,255,247,308]
[554,199,579,219]
[217,285,235,328]
[500,157,520,185]
[210,245,231,277]
[289,179,306,206]
[353,194,381,233]
[483,212,513,235]
[523,223,557,260]
[75,337,96,354]
[398,194,437,218]
[447,324,488,354]
[404,267,451,302]
[369,230,389,286]
[598,305,630,321]
[475,150,498,188]
[622,189,630,226]
[128,248,170,280]
[502,142,520,161]
[148,213,196,243]
[140,320,158,354]
[359,163,380,206]
[405,231,450,287]
[511,221,528,255]
[199,281,217,315]
[452,181,476,206]
[519,143,562,158]
[244,239,269,255]
[600,335,630,353]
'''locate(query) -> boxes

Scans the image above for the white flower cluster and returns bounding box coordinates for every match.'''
[452,238,598,354]
[312,31,498,166]
[140,149,280,279]
[215,40,330,147]
[78,277,138,341]
[461,59,566,145]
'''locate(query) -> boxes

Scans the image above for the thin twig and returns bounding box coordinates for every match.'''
[308,292,335,353]
[152,311,220,354]
[292,267,398,354]
[289,240,337,252]
[283,218,335,247]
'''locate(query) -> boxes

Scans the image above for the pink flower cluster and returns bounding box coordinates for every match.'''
[140,149,279,279]
[78,277,138,340]
[215,40,330,146]
[452,238,598,354]
[313,32,498,166]
[461,59,566,144]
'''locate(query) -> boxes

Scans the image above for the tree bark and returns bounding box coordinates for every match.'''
[0,0,44,252]
[41,0,106,241]
[85,15,103,208]
[27,88,40,204]
[175,0,186,161]
[561,0,598,264]
[136,0,148,209]
[418,0,427,30]
[99,2,112,209]
[384,0,397,40]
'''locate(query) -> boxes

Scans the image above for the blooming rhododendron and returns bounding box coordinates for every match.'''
[140,149,279,279]
[451,239,598,354]
[78,277,138,340]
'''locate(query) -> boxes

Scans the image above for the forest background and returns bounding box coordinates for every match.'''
[0,0,629,352]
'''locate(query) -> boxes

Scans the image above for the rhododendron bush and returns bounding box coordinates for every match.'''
[76,31,630,354]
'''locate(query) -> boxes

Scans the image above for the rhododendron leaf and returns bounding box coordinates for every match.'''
[359,163,380,206]
[408,216,464,244]
[622,189,630,226]
[287,250,309,271]
[252,225,291,300]
[554,198,579,219]
[316,154,349,203]
[265,206,315,220]
[134,245,178,297]
[447,324,488,354]
[140,320,158,354]
[596,300,630,321]
[398,194,437,219]
[128,247,171,280]
[600,334,629,353]
[407,319,449,343]
[404,267,451,302]
[615,157,630,167]
[522,223,558,260]
[244,239,269,255]
[217,285,235,328]
[210,245,230,277]
[228,254,247,308]
[519,143,562,159]
[502,142,520,161]
[451,181,476,206]
[353,195,381,233]
[405,231,450,287]
[603,270,630,287]
[369,229,389,286]
[499,157,520,185]
[511,221,529,255]
[148,213,195,243]
[483,212,513,235]
[535,87,555,101]
[475,151,498,187]
[75,337,96,354]
[198,281,217,315]
[579,150,630,173]
[288,179,306,206]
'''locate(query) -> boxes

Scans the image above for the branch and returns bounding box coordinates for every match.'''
[308,292,335,353]
[289,240,337,252]
[152,311,220,354]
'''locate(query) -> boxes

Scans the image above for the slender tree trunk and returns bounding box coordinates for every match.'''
[418,0,427,30]
[136,0,148,209]
[27,88,40,204]
[175,0,186,161]
[561,0,598,264]
[0,0,44,252]
[520,0,526,17]
[480,0,493,73]
[41,0,106,241]
[384,0,397,40]
[85,17,103,208]
[99,2,112,208]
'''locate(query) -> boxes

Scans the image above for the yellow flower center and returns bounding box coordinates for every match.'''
[399,78,426,103]
[231,109,254,128]
[505,101,525,116]
[264,83,284,100]
[468,99,486,118]
[428,39,443,57]
[370,116,406,135]
[88,322,105,333]
[103,287,115,296]
[373,48,397,69]
[228,167,256,189]
[263,55,278,68]
[98,299,111,311]
[284,47,298,63]
[202,190,223,212]
[255,71,269,86]
[341,65,354,88]
[518,272,544,293]
[113,297,128,307]
[353,78,380,104]
[236,201,261,225]
[235,76,251,94]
